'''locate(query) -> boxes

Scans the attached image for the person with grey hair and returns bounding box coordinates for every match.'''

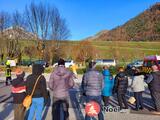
[81,61,104,120]
[146,65,160,112]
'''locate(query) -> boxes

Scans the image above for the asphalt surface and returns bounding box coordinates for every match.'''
[0,73,160,120]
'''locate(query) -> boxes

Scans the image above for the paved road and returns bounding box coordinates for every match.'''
[0,73,160,120]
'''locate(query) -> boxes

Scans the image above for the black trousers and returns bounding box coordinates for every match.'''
[102,96,110,106]
[6,76,11,85]
[52,99,69,120]
[117,93,128,110]
[134,92,144,109]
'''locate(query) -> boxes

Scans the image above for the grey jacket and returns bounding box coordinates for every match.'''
[131,75,145,92]
[49,66,75,98]
[146,71,160,92]
[82,69,104,96]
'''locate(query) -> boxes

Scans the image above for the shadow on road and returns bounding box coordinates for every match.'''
[0,94,12,103]
[42,97,51,120]
[69,88,85,120]
[0,95,6,100]
[0,103,13,120]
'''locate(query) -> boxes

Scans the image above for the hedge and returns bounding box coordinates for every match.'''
[0,65,120,75]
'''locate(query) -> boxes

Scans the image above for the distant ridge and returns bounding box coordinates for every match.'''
[2,26,37,40]
[86,3,160,41]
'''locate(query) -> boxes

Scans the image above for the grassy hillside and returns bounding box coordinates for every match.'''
[8,40,160,65]
[86,3,160,41]
[91,41,160,62]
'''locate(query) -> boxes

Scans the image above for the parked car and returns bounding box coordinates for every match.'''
[21,59,33,67]
[53,60,74,68]
[33,60,49,67]
[127,60,143,69]
[95,59,116,66]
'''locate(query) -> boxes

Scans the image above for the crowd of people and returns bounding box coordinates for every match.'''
[4,58,160,120]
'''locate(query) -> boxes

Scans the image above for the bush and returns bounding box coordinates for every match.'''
[95,65,118,75]
[44,67,53,73]
[109,66,117,75]
[77,68,86,74]
[95,65,103,72]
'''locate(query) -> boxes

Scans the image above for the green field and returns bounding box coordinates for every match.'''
[17,40,160,64]
[91,41,160,61]
[63,41,160,61]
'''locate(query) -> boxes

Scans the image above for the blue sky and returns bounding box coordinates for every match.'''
[0,0,159,40]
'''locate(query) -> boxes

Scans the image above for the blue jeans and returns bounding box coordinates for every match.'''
[85,96,104,120]
[27,97,44,120]
[134,92,143,110]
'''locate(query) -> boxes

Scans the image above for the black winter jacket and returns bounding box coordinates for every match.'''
[26,64,48,100]
[113,72,128,94]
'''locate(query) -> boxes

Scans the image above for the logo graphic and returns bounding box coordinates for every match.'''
[85,101,100,117]
[102,106,120,112]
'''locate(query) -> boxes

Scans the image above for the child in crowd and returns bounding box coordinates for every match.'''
[11,68,26,120]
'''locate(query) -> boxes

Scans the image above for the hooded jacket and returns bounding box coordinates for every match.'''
[102,69,114,96]
[26,64,48,99]
[49,66,75,98]
[113,71,128,94]
[131,73,145,92]
[11,72,26,104]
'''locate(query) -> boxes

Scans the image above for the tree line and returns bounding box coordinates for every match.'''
[0,2,98,65]
[0,2,70,64]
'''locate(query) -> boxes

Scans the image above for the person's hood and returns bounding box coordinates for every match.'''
[32,64,44,75]
[16,71,25,78]
[103,69,110,76]
[54,66,69,76]
[118,71,126,77]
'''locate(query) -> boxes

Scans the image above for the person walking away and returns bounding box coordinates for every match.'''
[82,61,104,120]
[26,64,48,120]
[146,65,160,112]
[102,66,114,107]
[49,58,75,120]
[113,67,128,111]
[11,68,26,120]
[5,61,12,86]
[131,68,145,111]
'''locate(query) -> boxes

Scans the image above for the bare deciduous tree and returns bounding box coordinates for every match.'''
[24,45,37,61]
[10,11,26,64]
[50,7,70,48]
[74,41,98,64]
[0,2,70,63]
[0,11,11,60]
[25,2,70,63]
[49,6,70,63]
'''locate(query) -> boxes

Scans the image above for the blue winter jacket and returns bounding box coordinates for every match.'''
[102,70,114,96]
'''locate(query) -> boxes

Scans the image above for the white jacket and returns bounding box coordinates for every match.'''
[131,75,145,92]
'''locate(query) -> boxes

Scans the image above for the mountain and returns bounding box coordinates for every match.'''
[87,3,160,41]
[2,26,37,40]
